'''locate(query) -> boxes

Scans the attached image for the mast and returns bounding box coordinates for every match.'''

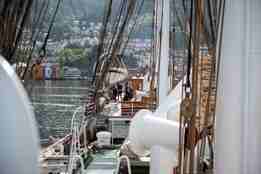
[158,0,170,104]
[150,0,174,174]
[215,0,261,173]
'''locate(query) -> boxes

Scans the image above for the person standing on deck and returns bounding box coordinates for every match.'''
[117,83,123,101]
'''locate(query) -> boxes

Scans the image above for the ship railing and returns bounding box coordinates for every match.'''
[67,106,85,174]
[120,101,157,118]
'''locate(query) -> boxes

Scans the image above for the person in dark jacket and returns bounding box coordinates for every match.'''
[124,83,133,101]
[117,83,123,100]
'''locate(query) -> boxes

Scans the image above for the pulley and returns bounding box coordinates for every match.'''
[180,95,193,120]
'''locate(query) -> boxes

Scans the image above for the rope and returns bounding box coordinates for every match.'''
[22,0,50,80]
[106,0,127,55]
[121,0,145,54]
[39,0,62,59]
[93,0,140,112]
[206,0,216,41]
[92,0,113,84]
[185,0,194,92]
[212,0,226,140]
[67,106,84,174]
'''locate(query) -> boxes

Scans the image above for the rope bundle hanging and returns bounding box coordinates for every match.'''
[174,0,226,173]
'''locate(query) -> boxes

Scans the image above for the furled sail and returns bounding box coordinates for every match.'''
[93,0,142,113]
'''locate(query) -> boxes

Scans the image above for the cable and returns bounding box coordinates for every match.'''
[107,0,126,52]
[185,0,194,92]
[121,0,145,54]
[5,0,34,62]
[22,0,50,80]
[206,0,216,42]
[92,0,113,84]
[39,0,62,59]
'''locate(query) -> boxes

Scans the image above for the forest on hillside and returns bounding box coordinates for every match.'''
[42,0,154,41]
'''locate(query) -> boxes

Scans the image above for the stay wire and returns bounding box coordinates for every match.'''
[39,0,62,59]
[185,0,194,92]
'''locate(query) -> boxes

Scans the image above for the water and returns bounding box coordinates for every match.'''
[25,80,91,144]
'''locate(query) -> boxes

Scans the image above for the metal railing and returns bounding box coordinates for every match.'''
[67,106,85,174]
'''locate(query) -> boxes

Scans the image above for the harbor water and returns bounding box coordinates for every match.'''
[25,80,91,145]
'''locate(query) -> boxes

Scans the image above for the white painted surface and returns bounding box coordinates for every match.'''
[129,110,179,157]
[158,0,170,104]
[0,56,39,174]
[215,0,261,174]
[97,131,112,146]
[151,0,176,173]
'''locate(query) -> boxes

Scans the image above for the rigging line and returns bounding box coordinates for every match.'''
[40,0,62,58]
[22,1,50,80]
[172,0,193,46]
[32,0,39,24]
[172,0,186,171]
[209,0,217,33]
[189,0,202,172]
[199,32,204,132]
[173,1,185,33]
[121,0,145,54]
[9,0,34,62]
[92,0,113,84]
[182,0,186,13]
[34,0,50,40]
[206,0,216,42]
[203,0,222,128]
[95,0,138,94]
[153,0,161,104]
[149,0,157,91]
[0,1,12,18]
[98,0,114,57]
[203,50,215,128]
[156,0,164,105]
[112,1,135,51]
[31,0,49,40]
[116,0,138,54]
[212,0,225,140]
[5,4,19,53]
[185,0,194,90]
[93,0,124,97]
[109,0,137,59]
[106,0,126,56]
[32,0,41,32]
[121,15,145,55]
[121,15,146,66]
[170,0,176,88]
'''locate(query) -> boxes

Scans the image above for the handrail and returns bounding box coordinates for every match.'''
[115,155,132,174]
[67,106,85,174]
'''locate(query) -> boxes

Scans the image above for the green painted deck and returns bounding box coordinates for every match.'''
[83,148,150,174]
[84,149,118,174]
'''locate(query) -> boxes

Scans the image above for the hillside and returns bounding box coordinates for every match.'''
[44,0,154,41]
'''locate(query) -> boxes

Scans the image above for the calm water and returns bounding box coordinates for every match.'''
[25,80,91,144]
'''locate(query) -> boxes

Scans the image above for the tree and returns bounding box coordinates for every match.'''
[57,47,86,66]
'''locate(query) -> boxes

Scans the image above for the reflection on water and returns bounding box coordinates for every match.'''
[25,80,91,144]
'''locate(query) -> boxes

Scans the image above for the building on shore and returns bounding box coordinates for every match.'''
[63,66,82,80]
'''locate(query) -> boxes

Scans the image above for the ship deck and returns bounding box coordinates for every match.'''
[84,149,118,174]
[83,148,150,174]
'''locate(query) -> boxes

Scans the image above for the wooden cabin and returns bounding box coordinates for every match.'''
[121,76,156,117]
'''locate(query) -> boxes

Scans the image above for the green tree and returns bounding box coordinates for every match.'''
[57,47,87,67]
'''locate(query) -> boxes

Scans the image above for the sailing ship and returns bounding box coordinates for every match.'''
[1,0,261,174]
